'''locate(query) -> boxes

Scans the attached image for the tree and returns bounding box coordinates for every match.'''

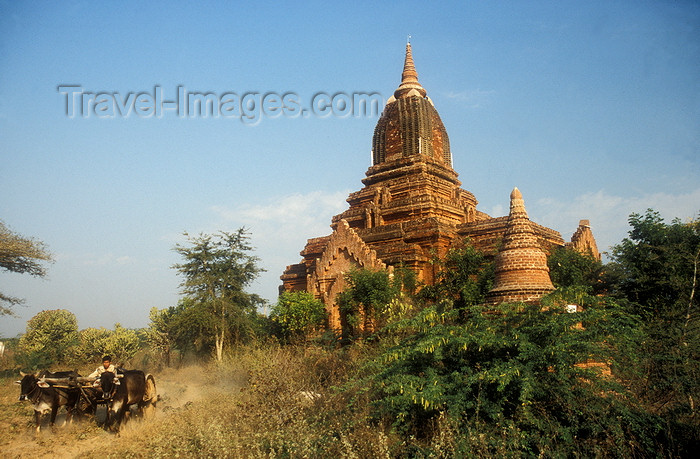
[419,242,493,309]
[146,307,177,366]
[168,298,218,357]
[172,228,265,361]
[362,297,662,456]
[547,246,605,292]
[75,327,112,362]
[609,209,700,318]
[337,268,400,342]
[0,220,52,316]
[607,209,700,448]
[270,291,326,343]
[104,323,140,365]
[18,309,79,367]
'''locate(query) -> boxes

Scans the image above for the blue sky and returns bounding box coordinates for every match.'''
[1,1,698,337]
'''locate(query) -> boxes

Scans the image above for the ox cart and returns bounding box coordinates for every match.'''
[38,371,158,430]
[38,375,111,420]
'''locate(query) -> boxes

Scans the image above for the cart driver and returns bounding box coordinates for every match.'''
[89,355,117,379]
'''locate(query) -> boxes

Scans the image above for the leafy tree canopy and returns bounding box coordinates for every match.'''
[609,209,700,319]
[270,291,326,343]
[172,228,265,360]
[337,268,404,342]
[104,323,140,365]
[0,220,52,315]
[612,209,700,315]
[75,327,112,362]
[547,246,605,293]
[605,209,700,447]
[419,242,493,308]
[146,306,177,366]
[18,309,78,368]
[360,294,662,456]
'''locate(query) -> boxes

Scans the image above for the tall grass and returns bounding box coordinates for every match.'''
[3,339,668,457]
[3,341,535,457]
[73,342,412,458]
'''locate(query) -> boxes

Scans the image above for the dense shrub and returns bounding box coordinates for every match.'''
[269,291,326,343]
[17,309,78,368]
[362,297,665,456]
[548,246,605,292]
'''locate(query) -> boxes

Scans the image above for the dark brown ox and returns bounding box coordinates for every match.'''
[99,370,157,431]
[15,370,81,432]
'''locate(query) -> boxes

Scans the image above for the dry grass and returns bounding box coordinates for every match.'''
[1,344,412,458]
[0,371,112,458]
[89,344,400,458]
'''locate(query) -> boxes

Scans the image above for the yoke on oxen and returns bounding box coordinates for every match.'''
[45,375,110,413]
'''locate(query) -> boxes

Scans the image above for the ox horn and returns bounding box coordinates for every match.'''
[19,371,26,377]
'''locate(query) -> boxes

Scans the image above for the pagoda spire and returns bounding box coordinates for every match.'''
[485,187,555,305]
[394,42,427,99]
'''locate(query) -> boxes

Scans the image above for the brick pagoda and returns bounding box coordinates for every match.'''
[485,187,556,304]
[281,44,599,331]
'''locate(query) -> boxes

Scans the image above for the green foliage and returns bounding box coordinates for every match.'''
[270,291,326,343]
[337,268,402,342]
[547,246,605,292]
[391,265,418,296]
[169,298,218,357]
[104,323,140,365]
[0,220,52,316]
[151,295,267,361]
[607,209,700,451]
[172,228,265,360]
[609,209,700,317]
[146,306,177,366]
[144,298,215,360]
[75,326,112,362]
[341,269,397,312]
[365,297,663,456]
[72,324,139,366]
[419,241,493,308]
[18,309,79,368]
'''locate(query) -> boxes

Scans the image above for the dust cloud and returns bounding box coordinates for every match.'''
[1,363,245,458]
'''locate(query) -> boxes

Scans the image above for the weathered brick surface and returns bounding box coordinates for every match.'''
[372,97,451,168]
[486,188,555,304]
[307,219,388,332]
[567,219,601,260]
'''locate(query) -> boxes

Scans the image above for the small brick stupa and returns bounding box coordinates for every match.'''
[485,188,555,304]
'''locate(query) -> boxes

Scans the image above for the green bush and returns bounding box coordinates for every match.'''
[270,291,326,343]
[548,246,605,291]
[337,268,403,342]
[363,297,665,456]
[17,309,79,368]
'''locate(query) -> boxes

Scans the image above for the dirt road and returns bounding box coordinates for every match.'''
[0,365,230,458]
